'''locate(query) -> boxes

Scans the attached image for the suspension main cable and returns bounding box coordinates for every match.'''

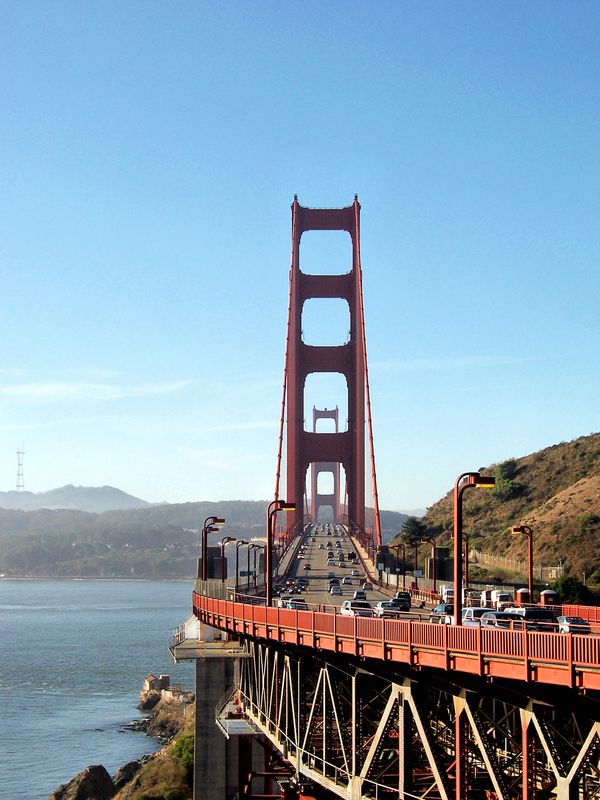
[354,198,382,547]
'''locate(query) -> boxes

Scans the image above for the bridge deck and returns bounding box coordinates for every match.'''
[193,591,600,692]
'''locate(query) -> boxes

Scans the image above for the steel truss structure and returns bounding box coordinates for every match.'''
[234,639,600,800]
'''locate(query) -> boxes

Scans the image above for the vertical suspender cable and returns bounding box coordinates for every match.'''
[273,200,297,503]
[354,199,382,547]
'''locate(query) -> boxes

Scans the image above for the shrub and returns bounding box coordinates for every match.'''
[491,460,525,500]
[172,733,194,780]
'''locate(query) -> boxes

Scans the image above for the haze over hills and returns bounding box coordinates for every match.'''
[0,484,151,513]
[2,427,597,581]
[0,493,407,578]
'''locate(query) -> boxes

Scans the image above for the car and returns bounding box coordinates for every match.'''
[297,554,303,559]
[342,576,352,585]
[391,591,411,612]
[277,594,294,607]
[361,581,373,590]
[327,572,336,579]
[285,600,309,611]
[504,607,557,632]
[340,599,374,617]
[330,585,342,596]
[430,603,454,622]
[319,543,325,549]
[328,578,340,587]
[461,607,491,626]
[351,569,360,577]
[479,611,521,629]
[557,615,591,634]
[327,558,335,566]
[353,589,367,600]
[374,601,406,618]
[303,563,312,570]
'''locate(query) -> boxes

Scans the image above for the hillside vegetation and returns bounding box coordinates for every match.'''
[416,432,600,582]
[0,499,406,578]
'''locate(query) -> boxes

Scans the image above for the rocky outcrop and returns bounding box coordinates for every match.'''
[112,761,142,791]
[138,689,161,710]
[49,764,116,800]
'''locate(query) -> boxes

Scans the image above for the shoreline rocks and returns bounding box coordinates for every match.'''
[49,696,193,799]
[49,764,117,800]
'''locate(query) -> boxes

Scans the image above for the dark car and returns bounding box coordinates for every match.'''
[392,591,411,612]
[480,611,520,629]
[430,603,454,621]
[504,607,557,632]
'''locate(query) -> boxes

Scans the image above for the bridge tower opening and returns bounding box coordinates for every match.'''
[282,196,381,543]
[310,406,341,523]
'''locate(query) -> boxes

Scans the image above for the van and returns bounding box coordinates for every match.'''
[505,607,557,632]
[440,585,454,604]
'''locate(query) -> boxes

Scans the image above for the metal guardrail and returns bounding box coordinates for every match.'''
[193,591,600,692]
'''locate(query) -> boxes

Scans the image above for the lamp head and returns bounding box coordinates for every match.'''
[472,473,496,489]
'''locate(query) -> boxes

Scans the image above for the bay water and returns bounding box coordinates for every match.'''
[0,579,195,799]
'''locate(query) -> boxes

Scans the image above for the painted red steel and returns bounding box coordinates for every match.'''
[193,592,600,692]
[286,197,366,533]
[310,407,340,522]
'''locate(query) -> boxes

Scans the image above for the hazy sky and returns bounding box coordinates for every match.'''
[1,2,598,512]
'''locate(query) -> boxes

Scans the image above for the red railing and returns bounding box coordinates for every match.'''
[193,592,600,692]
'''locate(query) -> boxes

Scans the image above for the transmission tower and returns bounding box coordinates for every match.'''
[16,443,25,492]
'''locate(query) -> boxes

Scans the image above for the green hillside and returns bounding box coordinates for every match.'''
[410,432,600,582]
[0,499,406,578]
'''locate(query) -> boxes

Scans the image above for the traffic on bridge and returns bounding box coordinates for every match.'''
[178,198,600,800]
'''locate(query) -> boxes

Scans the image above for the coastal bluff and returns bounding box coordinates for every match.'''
[48,677,194,800]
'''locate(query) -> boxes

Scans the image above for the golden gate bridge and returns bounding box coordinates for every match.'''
[172,197,600,800]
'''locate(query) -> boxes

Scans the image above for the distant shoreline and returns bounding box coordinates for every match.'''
[0,575,195,582]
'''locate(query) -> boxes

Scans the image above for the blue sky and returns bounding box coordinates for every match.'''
[1,2,598,512]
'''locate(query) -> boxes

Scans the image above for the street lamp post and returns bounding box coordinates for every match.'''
[266,500,296,607]
[421,537,437,593]
[392,543,407,589]
[235,540,249,595]
[248,544,259,590]
[511,524,534,600]
[219,537,236,583]
[201,516,225,581]
[453,472,495,625]
[464,533,470,590]
[412,539,419,588]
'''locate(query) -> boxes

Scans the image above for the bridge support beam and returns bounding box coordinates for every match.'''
[234,638,600,800]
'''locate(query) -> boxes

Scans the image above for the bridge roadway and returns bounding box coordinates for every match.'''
[193,530,600,800]
[195,522,600,693]
[275,522,425,616]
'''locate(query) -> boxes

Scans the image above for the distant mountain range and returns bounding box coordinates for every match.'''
[0,485,151,513]
[0,489,408,578]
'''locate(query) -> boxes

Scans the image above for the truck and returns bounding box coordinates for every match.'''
[440,584,455,604]
[480,589,514,610]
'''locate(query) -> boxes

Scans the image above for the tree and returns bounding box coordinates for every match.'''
[552,575,597,605]
[401,516,427,542]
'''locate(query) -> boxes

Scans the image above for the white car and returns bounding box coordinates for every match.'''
[351,569,360,577]
[330,585,342,596]
[340,599,374,617]
[373,601,406,618]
